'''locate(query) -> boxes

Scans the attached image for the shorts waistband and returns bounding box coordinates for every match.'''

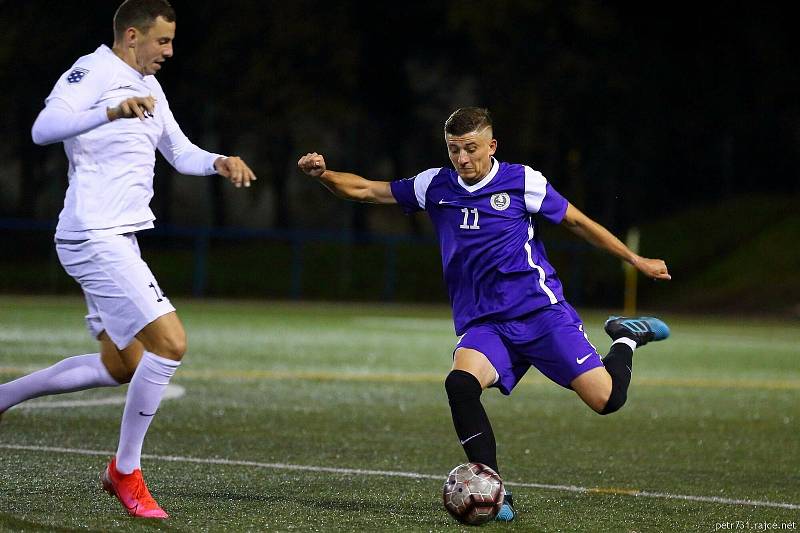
[55,232,135,245]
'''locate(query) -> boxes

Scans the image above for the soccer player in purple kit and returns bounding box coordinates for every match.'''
[298,107,671,522]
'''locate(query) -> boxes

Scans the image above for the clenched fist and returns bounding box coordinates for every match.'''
[297,152,327,177]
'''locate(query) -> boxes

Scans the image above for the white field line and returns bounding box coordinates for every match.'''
[0,444,798,511]
[8,384,185,410]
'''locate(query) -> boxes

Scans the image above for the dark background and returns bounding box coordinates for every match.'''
[0,1,797,312]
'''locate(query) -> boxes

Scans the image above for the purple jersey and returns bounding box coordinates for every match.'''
[390,158,569,335]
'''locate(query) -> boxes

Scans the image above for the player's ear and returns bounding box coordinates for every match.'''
[489,138,497,156]
[125,26,138,48]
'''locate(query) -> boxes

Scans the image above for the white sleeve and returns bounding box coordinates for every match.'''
[523,165,548,213]
[31,57,111,145]
[31,100,109,145]
[413,168,440,209]
[46,57,109,112]
[157,101,224,176]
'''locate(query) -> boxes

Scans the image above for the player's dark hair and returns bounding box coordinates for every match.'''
[114,0,175,40]
[444,107,493,136]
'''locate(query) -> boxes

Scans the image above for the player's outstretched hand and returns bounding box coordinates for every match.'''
[107,96,156,121]
[215,156,257,188]
[297,152,326,177]
[634,256,671,280]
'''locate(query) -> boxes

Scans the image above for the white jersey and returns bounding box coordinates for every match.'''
[35,45,223,239]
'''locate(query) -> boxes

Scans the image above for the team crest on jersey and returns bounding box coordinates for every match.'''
[490,192,511,211]
[67,68,89,84]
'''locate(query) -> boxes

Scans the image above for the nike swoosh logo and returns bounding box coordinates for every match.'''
[116,85,133,90]
[439,199,457,204]
[460,432,483,445]
[138,411,157,417]
[576,353,593,364]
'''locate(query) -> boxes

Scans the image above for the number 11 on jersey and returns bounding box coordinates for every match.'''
[460,208,480,230]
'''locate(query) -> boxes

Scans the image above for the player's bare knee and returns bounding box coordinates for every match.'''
[573,372,613,414]
[155,333,187,361]
[578,378,622,414]
[99,357,134,383]
[112,368,135,384]
[578,389,609,414]
[586,396,606,414]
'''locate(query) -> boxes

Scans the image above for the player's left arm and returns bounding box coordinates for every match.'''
[214,156,257,188]
[157,97,256,187]
[560,202,671,280]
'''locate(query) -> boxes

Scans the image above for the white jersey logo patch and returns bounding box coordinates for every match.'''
[490,192,510,211]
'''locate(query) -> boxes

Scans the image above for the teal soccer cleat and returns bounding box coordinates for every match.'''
[604,316,670,347]
[495,490,515,522]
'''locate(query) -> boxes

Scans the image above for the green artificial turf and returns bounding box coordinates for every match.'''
[1,296,798,532]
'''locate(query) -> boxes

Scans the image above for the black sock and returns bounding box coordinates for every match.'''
[444,370,499,473]
[601,342,634,414]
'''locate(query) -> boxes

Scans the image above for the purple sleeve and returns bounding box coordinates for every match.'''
[539,183,569,224]
[390,167,442,213]
[390,178,422,214]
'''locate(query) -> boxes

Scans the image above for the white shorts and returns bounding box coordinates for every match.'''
[56,233,175,350]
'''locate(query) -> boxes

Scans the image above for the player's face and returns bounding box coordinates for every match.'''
[133,16,175,75]
[445,127,497,183]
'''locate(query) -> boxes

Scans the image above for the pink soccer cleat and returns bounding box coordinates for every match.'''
[100,457,169,519]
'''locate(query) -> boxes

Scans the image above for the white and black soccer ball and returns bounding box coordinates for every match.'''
[442,462,504,525]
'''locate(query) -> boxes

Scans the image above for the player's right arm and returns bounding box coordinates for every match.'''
[31,56,157,146]
[32,96,157,146]
[297,152,396,204]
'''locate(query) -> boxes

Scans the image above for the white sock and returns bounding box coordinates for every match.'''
[611,337,638,352]
[0,353,118,412]
[115,351,180,474]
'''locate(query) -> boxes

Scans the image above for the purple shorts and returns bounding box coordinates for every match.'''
[455,302,604,394]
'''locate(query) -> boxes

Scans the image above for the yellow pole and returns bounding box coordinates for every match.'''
[623,227,640,316]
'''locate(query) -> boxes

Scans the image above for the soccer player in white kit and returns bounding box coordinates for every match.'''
[0,0,256,519]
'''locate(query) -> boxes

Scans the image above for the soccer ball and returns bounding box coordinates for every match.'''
[442,462,504,525]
